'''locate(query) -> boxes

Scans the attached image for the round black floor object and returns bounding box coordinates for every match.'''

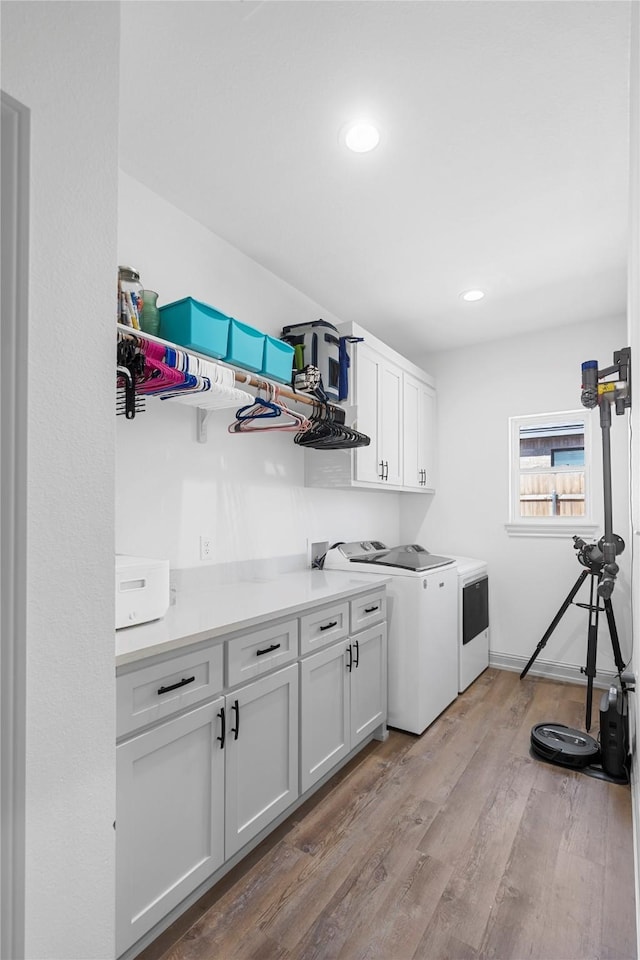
[530,722,600,769]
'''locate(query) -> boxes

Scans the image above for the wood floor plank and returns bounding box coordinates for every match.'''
[428,755,538,951]
[351,853,454,960]
[561,773,613,867]
[601,782,636,959]
[260,763,439,953]
[400,684,523,810]
[478,781,589,959]
[285,794,444,960]
[148,671,636,960]
[416,727,532,863]
[535,849,604,960]
[172,840,308,956]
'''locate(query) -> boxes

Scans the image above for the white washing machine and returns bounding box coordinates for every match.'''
[323,541,459,735]
[447,556,489,692]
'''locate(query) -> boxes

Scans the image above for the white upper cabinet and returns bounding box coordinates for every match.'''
[354,343,402,485]
[377,356,403,486]
[305,323,435,492]
[402,373,436,491]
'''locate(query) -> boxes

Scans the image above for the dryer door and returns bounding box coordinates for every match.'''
[462,576,489,646]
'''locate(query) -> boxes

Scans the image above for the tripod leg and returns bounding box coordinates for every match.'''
[520,570,589,679]
[603,598,626,676]
[584,574,599,731]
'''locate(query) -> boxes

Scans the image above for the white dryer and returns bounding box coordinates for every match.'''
[447,556,489,692]
[323,542,458,735]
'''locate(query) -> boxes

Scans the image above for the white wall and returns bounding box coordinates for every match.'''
[627,1,640,951]
[116,173,401,569]
[1,3,119,958]
[400,317,631,679]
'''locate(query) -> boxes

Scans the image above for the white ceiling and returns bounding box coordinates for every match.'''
[119,1,631,357]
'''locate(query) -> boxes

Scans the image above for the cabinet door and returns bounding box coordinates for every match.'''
[403,374,436,491]
[379,360,403,485]
[350,623,387,748]
[300,640,350,792]
[225,664,299,859]
[402,373,422,489]
[354,342,382,483]
[420,382,436,491]
[355,344,403,486]
[116,698,225,956]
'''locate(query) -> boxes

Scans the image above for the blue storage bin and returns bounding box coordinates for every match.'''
[261,336,295,384]
[225,319,265,373]
[158,297,230,359]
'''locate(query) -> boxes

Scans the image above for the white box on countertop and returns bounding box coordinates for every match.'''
[115,555,170,630]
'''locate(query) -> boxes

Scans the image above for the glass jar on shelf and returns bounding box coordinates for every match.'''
[118,266,144,329]
[140,290,160,336]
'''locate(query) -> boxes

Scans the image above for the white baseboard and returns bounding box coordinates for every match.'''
[489,651,618,689]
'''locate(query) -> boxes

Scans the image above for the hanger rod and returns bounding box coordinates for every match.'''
[117,323,337,410]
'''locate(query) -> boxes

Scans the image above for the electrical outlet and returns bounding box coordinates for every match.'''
[308,539,329,568]
[200,536,213,561]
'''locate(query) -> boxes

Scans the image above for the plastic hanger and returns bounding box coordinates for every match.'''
[229,385,312,434]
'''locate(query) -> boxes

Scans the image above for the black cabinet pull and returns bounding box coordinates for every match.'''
[379,460,385,479]
[319,621,338,632]
[364,605,379,614]
[217,706,225,749]
[157,676,195,696]
[346,644,353,672]
[354,639,360,669]
[384,461,389,481]
[231,699,240,740]
[256,642,281,656]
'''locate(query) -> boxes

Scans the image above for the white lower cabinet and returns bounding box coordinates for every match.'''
[116,588,386,957]
[115,697,225,957]
[224,664,299,858]
[300,640,350,792]
[301,622,387,793]
[350,622,387,747]
[116,667,299,954]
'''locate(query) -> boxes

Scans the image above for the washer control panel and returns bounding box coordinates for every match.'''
[336,540,388,560]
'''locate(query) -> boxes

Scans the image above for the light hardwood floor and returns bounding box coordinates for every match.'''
[139,669,636,960]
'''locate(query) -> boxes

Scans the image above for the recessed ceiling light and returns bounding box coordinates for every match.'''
[343,121,380,154]
[460,290,485,302]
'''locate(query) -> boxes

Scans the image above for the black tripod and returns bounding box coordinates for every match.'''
[520,561,626,731]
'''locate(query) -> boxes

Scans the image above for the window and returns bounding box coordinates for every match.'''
[507,411,597,537]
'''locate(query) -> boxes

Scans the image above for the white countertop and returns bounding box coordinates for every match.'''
[116,569,389,668]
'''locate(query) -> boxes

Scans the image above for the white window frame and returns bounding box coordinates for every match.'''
[506,409,599,538]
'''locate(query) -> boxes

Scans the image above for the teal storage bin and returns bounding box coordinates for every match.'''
[159,297,230,359]
[261,336,295,384]
[225,319,265,373]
